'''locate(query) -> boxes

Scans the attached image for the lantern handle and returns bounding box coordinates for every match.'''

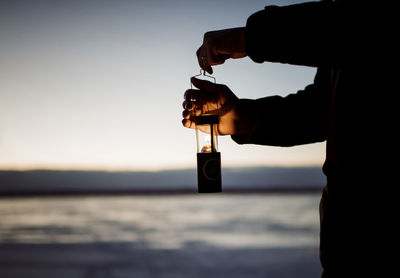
[190,69,216,88]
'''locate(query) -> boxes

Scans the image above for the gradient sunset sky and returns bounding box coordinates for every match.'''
[0,0,324,170]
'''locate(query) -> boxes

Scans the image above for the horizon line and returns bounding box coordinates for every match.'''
[0,164,323,172]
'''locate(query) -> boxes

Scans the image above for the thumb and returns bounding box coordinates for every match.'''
[191,77,218,93]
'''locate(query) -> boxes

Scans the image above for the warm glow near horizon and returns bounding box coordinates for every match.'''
[0,0,325,171]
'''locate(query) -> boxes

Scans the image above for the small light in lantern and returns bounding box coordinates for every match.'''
[201,134,212,153]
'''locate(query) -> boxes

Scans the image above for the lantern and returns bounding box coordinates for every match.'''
[191,71,222,193]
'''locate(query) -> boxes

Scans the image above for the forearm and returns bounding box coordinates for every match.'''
[231,70,330,147]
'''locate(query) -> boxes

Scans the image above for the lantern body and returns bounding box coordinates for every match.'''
[195,115,222,193]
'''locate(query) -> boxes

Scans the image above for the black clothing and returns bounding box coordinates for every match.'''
[233,1,396,277]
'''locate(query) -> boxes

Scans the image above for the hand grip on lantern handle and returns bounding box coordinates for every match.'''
[190,69,218,109]
[190,69,219,153]
[191,69,216,89]
[190,68,220,121]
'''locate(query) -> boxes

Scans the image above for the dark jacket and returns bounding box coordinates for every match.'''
[233,1,395,277]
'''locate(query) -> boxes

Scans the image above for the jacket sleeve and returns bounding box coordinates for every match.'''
[231,67,330,147]
[245,0,366,67]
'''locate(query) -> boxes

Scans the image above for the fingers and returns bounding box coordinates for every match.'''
[196,46,227,74]
[197,31,233,74]
[185,80,218,104]
[182,78,222,130]
[183,89,206,111]
[181,108,201,130]
[182,98,204,118]
[181,89,200,130]
[184,89,198,102]
[181,88,211,130]
[182,100,192,110]
[182,109,190,119]
[196,47,213,74]
[182,118,194,129]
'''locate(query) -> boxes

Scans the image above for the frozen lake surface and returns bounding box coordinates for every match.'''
[0,193,323,278]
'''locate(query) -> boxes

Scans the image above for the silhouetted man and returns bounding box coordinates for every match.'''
[182,1,395,277]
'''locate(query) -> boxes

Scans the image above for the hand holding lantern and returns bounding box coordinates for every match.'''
[182,75,239,136]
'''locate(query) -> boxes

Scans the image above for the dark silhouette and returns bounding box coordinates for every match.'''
[182,1,395,277]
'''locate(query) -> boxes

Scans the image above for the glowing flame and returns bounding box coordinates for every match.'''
[201,134,212,153]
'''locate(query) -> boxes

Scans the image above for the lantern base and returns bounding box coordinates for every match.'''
[197,152,222,193]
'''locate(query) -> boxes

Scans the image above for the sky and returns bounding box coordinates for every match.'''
[0,0,325,171]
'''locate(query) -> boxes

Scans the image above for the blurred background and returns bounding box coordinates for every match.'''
[1,0,324,277]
